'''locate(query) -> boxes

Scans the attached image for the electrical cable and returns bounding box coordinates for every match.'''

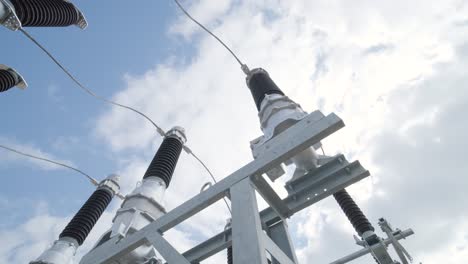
[0,143,125,199]
[19,28,166,138]
[0,143,98,185]
[172,0,250,74]
[190,149,232,214]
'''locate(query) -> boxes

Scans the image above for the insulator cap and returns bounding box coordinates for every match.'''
[59,187,114,245]
[0,69,16,92]
[333,189,375,237]
[143,127,186,187]
[246,68,285,111]
[8,0,87,28]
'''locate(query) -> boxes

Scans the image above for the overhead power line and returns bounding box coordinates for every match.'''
[20,29,166,137]
[0,143,98,185]
[0,143,126,199]
[172,0,250,74]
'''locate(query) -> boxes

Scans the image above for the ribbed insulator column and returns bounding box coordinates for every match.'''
[9,0,81,27]
[143,135,184,187]
[227,246,233,264]
[59,188,113,245]
[333,189,375,237]
[0,69,16,92]
[246,68,285,111]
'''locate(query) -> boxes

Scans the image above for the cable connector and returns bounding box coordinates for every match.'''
[241,64,250,75]
[165,126,187,144]
[0,0,21,31]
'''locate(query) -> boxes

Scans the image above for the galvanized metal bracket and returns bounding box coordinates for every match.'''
[63,0,88,29]
[0,0,21,31]
[330,226,415,264]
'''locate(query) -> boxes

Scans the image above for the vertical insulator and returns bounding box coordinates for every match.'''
[59,188,113,245]
[143,137,183,187]
[9,0,82,27]
[0,69,17,92]
[246,68,285,111]
[227,246,233,264]
[333,189,375,237]
[143,127,186,187]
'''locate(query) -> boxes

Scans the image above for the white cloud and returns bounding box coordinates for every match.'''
[94,0,468,262]
[5,0,468,263]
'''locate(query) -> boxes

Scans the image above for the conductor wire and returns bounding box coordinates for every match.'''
[0,143,98,186]
[189,148,232,214]
[172,0,250,74]
[19,29,166,137]
[0,144,126,199]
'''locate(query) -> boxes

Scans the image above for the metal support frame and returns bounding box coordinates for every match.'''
[330,229,414,264]
[80,111,371,264]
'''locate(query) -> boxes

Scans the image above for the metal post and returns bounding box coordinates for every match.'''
[267,221,298,264]
[230,177,268,264]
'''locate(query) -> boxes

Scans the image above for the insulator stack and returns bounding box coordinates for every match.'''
[246,68,285,111]
[227,246,233,264]
[0,69,16,92]
[7,0,86,28]
[143,127,186,187]
[333,189,375,237]
[31,175,119,264]
[59,188,113,245]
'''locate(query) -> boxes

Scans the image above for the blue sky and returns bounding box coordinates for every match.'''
[1,0,468,263]
[0,0,185,224]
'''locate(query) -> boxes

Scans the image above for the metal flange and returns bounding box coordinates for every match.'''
[0,0,21,31]
[0,64,27,89]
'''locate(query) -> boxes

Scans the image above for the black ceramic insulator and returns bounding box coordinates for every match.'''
[0,70,16,93]
[143,137,183,187]
[9,0,81,27]
[59,188,113,245]
[247,69,285,111]
[333,189,375,237]
[227,246,233,264]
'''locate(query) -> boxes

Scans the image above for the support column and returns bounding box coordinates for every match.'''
[267,221,298,264]
[231,177,268,264]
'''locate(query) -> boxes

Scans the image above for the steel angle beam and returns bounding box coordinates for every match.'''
[181,230,231,263]
[251,175,290,219]
[146,232,190,264]
[262,233,295,264]
[261,157,370,226]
